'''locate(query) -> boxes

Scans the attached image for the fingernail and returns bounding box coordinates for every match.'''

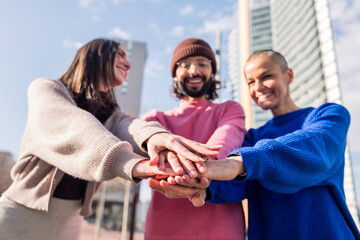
[176,167,183,174]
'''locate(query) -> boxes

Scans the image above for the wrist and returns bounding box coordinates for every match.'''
[227,154,246,177]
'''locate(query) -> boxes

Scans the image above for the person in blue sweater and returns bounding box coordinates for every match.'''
[148,50,360,239]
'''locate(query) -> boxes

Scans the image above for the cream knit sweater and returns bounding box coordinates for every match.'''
[3,78,168,216]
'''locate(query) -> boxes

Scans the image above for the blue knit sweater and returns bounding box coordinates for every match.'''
[207,103,360,240]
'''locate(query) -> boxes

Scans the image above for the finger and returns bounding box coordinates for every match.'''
[176,135,222,150]
[195,162,206,174]
[158,152,166,170]
[177,155,197,179]
[151,162,177,177]
[179,176,209,188]
[167,176,177,185]
[166,151,183,174]
[154,175,168,180]
[189,196,205,207]
[189,189,207,207]
[174,175,185,184]
[159,180,200,198]
[147,178,165,194]
[197,176,210,188]
[148,147,160,166]
[177,136,222,157]
[162,135,210,163]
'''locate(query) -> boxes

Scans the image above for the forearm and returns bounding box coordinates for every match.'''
[203,156,246,181]
[106,110,168,156]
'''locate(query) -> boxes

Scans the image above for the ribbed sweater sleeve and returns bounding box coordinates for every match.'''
[230,103,350,193]
[20,78,167,182]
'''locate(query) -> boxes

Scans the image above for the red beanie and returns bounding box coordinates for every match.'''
[170,38,217,77]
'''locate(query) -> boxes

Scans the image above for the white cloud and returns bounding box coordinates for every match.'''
[180,5,195,16]
[149,22,161,35]
[78,0,95,8]
[108,27,131,40]
[196,14,236,34]
[78,0,105,8]
[78,0,106,21]
[92,15,100,22]
[111,0,136,5]
[197,9,211,18]
[170,25,185,36]
[62,38,83,49]
[164,44,173,54]
[145,58,164,78]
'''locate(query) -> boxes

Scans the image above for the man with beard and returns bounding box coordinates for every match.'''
[142,37,247,240]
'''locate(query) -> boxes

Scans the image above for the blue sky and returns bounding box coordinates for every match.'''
[1,0,360,198]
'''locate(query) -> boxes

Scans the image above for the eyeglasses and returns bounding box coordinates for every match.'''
[176,59,212,70]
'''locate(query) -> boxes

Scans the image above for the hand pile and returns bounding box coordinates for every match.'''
[132,132,245,206]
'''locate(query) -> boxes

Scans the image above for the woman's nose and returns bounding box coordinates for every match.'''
[124,60,131,70]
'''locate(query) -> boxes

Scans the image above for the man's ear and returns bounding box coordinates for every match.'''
[287,68,294,84]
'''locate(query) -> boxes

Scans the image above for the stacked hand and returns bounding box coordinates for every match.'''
[132,132,222,179]
[147,156,246,207]
[132,132,245,207]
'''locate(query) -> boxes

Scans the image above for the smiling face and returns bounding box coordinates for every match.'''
[244,54,295,116]
[175,56,213,102]
[99,45,131,92]
[113,45,131,87]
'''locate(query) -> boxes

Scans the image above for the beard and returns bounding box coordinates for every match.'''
[176,75,213,98]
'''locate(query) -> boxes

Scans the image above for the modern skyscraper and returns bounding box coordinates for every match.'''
[228,0,359,227]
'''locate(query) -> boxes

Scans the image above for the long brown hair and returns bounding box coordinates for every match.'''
[59,38,120,123]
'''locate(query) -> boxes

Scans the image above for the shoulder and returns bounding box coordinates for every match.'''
[310,102,350,121]
[217,100,245,114]
[303,102,350,130]
[29,78,69,95]
[28,78,74,103]
[218,100,242,109]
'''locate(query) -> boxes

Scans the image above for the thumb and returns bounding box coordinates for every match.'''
[189,191,206,207]
[147,147,160,166]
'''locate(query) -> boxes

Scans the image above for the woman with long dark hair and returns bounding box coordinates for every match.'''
[0,38,219,240]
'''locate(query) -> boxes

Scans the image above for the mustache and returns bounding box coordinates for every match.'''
[184,75,206,82]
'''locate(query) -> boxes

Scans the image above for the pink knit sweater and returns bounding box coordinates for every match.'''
[143,100,246,240]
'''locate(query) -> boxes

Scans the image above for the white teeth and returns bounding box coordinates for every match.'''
[258,93,271,100]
